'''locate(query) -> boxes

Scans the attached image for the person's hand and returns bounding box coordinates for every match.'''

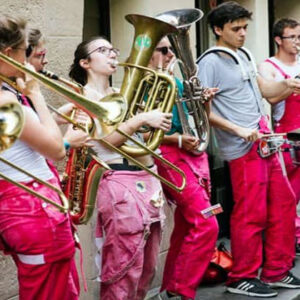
[16,63,40,97]
[235,126,261,142]
[63,125,92,148]
[181,134,200,152]
[286,78,300,94]
[139,109,172,132]
[202,87,219,102]
[54,103,75,125]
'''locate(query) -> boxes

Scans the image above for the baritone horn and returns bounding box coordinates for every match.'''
[90,13,186,192]
[156,8,210,154]
[0,52,127,138]
[0,101,69,212]
[110,14,178,156]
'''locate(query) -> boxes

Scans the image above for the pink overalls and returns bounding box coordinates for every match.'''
[155,145,219,300]
[227,117,296,284]
[0,176,79,300]
[96,166,165,300]
[266,59,300,242]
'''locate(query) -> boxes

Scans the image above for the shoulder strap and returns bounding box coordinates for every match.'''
[264,59,289,79]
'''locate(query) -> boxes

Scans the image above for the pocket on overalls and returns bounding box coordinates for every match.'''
[113,188,145,236]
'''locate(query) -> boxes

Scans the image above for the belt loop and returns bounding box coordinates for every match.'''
[123,158,129,166]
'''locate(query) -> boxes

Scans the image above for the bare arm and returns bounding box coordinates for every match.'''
[257,73,300,104]
[258,61,294,104]
[209,111,260,142]
[102,110,172,147]
[8,77,65,161]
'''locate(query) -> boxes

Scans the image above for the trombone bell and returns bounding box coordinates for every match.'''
[0,102,68,213]
[0,102,24,152]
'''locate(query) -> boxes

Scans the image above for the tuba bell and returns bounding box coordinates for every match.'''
[156,8,210,154]
[111,14,179,156]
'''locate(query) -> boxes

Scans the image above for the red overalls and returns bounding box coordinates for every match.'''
[266,59,300,243]
[0,176,79,300]
[227,117,296,284]
[155,145,219,300]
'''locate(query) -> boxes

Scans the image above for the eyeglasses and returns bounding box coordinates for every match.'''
[281,35,300,42]
[155,46,174,55]
[32,49,47,60]
[86,46,120,57]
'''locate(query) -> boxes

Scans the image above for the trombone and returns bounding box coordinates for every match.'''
[0,52,127,138]
[0,55,186,192]
[0,101,69,212]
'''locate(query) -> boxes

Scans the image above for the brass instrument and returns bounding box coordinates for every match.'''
[0,101,69,212]
[0,102,24,152]
[156,9,210,154]
[61,108,109,223]
[20,70,109,224]
[89,14,187,192]
[0,24,185,204]
[0,53,127,138]
[113,14,179,156]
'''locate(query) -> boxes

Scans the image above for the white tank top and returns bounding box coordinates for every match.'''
[83,86,145,162]
[268,57,300,121]
[0,106,53,182]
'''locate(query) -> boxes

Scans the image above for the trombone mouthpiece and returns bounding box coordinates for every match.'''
[111,60,119,67]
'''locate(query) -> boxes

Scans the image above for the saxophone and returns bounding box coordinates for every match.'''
[61,108,109,224]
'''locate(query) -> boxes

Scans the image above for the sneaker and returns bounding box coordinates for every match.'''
[267,272,300,288]
[227,278,278,298]
[296,244,300,256]
[154,290,182,300]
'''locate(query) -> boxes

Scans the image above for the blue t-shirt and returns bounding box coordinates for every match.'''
[197,51,262,161]
[166,77,189,135]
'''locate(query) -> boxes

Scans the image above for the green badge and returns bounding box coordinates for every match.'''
[135,34,152,51]
[136,181,146,193]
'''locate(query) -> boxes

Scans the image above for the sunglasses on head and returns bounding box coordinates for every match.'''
[155,46,174,55]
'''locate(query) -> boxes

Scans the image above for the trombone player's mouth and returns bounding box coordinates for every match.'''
[109,60,118,69]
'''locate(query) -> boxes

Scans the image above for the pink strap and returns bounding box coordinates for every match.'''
[264,59,290,79]
[76,240,87,292]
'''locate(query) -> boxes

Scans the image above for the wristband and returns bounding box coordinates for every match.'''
[178,134,182,149]
[63,139,70,150]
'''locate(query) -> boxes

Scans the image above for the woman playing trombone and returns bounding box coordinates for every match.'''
[68,36,172,300]
[0,16,79,300]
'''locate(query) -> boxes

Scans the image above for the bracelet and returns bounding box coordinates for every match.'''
[178,134,182,149]
[63,139,70,150]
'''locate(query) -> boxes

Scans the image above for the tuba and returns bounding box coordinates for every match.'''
[156,8,210,154]
[112,14,179,156]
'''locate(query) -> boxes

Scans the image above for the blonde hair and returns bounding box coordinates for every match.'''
[0,15,27,50]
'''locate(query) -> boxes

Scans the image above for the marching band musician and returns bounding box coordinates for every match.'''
[259,18,300,255]
[0,16,79,299]
[26,27,91,150]
[68,36,173,300]
[148,36,219,300]
[197,2,300,297]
